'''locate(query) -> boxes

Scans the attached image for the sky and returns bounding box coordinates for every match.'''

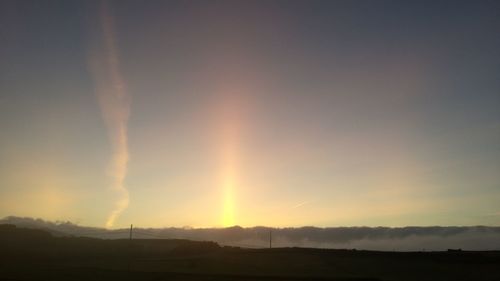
[0,0,499,228]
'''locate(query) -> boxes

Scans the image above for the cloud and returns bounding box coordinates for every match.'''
[88,0,130,228]
[292,201,311,209]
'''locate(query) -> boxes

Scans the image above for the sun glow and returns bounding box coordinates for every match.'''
[222,167,236,227]
[209,55,253,227]
[217,89,245,227]
[220,118,239,227]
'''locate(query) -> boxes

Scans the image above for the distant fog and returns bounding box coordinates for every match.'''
[2,216,499,251]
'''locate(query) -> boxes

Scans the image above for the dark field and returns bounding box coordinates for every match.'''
[1,225,499,281]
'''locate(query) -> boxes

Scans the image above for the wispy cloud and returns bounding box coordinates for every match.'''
[292,200,311,209]
[484,211,500,217]
[89,0,130,228]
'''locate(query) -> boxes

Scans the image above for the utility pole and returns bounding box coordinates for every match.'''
[128,224,133,272]
[269,229,272,249]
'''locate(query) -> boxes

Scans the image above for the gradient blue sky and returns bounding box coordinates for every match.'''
[0,0,499,228]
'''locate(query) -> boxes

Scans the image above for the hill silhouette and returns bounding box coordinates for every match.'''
[2,216,500,251]
[1,224,500,281]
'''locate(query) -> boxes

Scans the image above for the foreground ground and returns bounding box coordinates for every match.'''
[1,225,499,281]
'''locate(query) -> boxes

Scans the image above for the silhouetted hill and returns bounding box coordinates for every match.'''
[1,224,500,281]
[0,223,52,240]
[2,216,500,251]
[0,224,221,259]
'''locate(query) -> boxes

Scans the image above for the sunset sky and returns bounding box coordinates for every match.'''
[0,0,499,228]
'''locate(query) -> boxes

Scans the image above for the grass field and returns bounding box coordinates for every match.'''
[1,225,499,281]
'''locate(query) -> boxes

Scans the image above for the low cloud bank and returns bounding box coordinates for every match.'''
[2,216,499,251]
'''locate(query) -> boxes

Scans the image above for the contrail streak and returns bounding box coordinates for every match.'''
[292,201,310,209]
[90,1,130,228]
